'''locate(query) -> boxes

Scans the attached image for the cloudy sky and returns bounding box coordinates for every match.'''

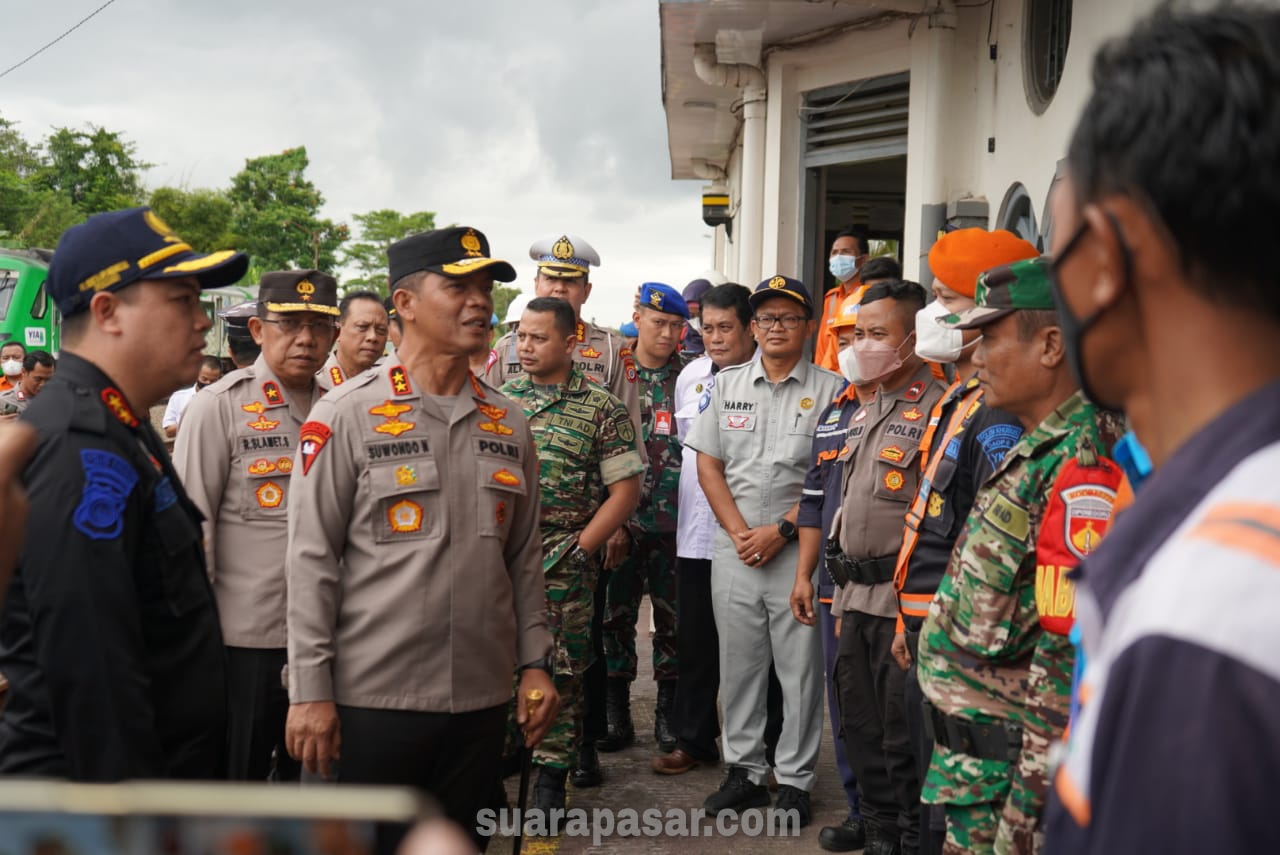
[3,0,715,326]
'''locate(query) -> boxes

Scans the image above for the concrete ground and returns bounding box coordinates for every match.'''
[500,596,857,854]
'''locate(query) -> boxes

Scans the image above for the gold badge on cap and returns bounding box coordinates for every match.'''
[297,279,315,301]
[552,236,575,260]
[649,290,663,309]
[768,276,787,290]
[461,228,482,257]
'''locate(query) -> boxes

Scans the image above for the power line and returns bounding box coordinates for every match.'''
[0,0,120,82]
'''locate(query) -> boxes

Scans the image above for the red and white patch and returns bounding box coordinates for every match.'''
[904,381,926,402]
[299,421,333,476]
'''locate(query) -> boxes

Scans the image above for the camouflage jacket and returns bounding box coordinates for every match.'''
[502,366,644,570]
[917,391,1123,828]
[631,350,686,533]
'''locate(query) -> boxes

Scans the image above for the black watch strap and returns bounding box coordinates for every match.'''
[778,519,798,540]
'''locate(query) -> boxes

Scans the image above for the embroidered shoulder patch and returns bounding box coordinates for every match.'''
[74,449,139,540]
[299,421,333,476]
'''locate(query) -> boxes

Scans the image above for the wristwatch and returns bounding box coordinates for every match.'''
[777,519,798,541]
[569,544,593,565]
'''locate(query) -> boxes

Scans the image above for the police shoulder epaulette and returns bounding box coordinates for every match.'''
[320,365,383,406]
[204,364,255,397]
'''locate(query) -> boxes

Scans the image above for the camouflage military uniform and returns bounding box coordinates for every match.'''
[501,366,644,770]
[916,392,1122,855]
[603,349,686,682]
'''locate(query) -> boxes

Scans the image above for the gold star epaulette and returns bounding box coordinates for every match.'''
[100,387,139,427]
[389,365,413,396]
[262,381,285,407]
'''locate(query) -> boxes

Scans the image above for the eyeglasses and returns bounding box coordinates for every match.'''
[261,317,336,336]
[754,314,806,331]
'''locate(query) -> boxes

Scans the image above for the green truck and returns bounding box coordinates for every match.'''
[0,249,59,355]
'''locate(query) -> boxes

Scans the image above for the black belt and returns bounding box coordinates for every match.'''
[824,545,896,586]
[922,699,1022,764]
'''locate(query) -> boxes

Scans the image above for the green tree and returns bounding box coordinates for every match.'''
[149,186,235,253]
[34,125,150,214]
[228,147,347,273]
[343,208,437,295]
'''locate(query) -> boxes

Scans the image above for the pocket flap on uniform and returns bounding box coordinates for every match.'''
[477,458,528,495]
[368,458,441,498]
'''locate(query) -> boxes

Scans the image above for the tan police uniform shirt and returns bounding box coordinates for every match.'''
[173,354,322,648]
[287,361,552,713]
[317,352,348,392]
[834,362,948,618]
[486,319,645,461]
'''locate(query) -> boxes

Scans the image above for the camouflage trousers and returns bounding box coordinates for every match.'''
[943,803,998,855]
[506,551,598,770]
[602,530,678,682]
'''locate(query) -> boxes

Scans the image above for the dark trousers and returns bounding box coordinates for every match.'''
[836,610,919,851]
[821,603,862,818]
[337,703,506,854]
[225,646,299,782]
[673,557,782,762]
[582,568,610,746]
[905,629,945,855]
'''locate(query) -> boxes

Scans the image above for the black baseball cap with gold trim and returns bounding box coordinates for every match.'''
[387,226,516,287]
[749,274,814,317]
[258,270,339,316]
[48,206,249,318]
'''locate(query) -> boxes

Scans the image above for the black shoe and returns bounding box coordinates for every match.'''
[818,816,867,852]
[654,680,677,753]
[524,767,567,836]
[597,677,634,752]
[570,742,603,788]
[702,765,771,815]
[772,785,811,829]
[862,824,903,855]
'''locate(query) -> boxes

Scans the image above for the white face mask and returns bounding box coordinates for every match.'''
[914,300,967,363]
[837,344,865,385]
[1,359,21,377]
[828,255,859,283]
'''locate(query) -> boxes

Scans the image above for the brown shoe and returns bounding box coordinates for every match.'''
[651,749,703,775]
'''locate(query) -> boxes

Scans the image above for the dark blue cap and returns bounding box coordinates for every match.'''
[48,207,249,318]
[638,282,689,319]
[749,274,813,316]
[619,320,638,338]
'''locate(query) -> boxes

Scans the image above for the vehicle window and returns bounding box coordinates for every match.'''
[30,277,47,320]
[0,270,17,322]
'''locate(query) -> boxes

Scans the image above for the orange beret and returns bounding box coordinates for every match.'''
[928,228,1039,297]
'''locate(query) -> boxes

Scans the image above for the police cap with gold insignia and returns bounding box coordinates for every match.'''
[218,299,258,331]
[529,234,600,279]
[639,282,689,319]
[388,226,516,287]
[939,257,1054,329]
[48,206,249,318]
[258,270,340,316]
[749,274,814,317]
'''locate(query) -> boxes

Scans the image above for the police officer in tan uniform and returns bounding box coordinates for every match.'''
[285,227,558,852]
[174,269,339,781]
[318,290,389,390]
[820,279,948,855]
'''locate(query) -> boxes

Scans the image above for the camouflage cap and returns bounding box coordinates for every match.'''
[939,257,1054,330]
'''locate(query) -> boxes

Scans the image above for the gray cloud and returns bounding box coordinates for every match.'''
[3,0,714,324]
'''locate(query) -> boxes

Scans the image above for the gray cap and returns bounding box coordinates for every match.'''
[529,234,600,279]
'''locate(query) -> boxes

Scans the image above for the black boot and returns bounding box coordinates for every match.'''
[654,680,677,753]
[570,741,603,788]
[597,677,634,752]
[524,766,567,836]
[863,823,903,855]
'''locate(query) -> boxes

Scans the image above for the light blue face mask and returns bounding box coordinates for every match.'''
[828,255,859,283]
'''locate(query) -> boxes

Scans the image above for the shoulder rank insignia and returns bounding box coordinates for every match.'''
[330,366,345,386]
[262,382,284,406]
[469,373,487,399]
[74,449,138,540]
[575,321,586,342]
[580,346,601,359]
[904,381,926,402]
[389,365,413,396]
[299,421,333,475]
[100,387,139,428]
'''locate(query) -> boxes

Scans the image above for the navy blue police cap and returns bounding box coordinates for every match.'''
[749,274,814,317]
[639,282,689,319]
[48,206,249,318]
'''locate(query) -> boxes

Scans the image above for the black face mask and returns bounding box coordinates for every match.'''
[1049,212,1131,411]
